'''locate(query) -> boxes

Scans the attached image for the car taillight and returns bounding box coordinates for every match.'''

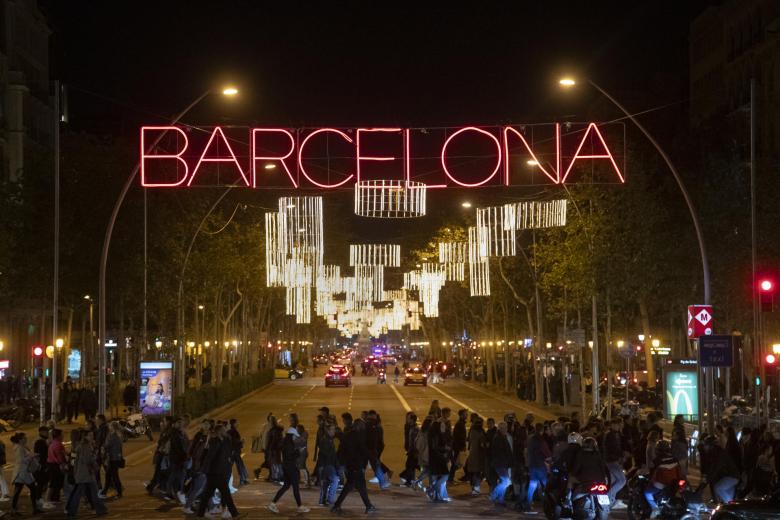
[589,483,607,493]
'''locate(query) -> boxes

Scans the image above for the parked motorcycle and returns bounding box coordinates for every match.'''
[117,412,153,441]
[571,481,610,520]
[626,473,704,520]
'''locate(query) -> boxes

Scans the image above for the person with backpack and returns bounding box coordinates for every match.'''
[10,432,42,515]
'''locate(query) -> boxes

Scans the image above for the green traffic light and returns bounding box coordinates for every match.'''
[755,376,761,386]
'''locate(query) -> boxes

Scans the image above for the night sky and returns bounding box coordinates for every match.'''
[40,1,712,133]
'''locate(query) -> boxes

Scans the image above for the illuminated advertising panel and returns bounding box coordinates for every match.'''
[665,369,698,421]
[139,361,173,415]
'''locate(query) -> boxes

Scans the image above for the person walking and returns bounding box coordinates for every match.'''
[46,429,68,504]
[0,436,10,501]
[428,417,451,502]
[183,420,212,514]
[526,423,551,508]
[267,426,310,513]
[10,433,42,515]
[331,414,376,514]
[195,423,240,519]
[316,422,340,506]
[489,422,513,506]
[411,417,432,492]
[448,409,468,483]
[166,416,189,501]
[604,417,627,508]
[227,419,250,486]
[365,412,391,489]
[466,417,486,495]
[99,422,124,499]
[65,430,108,518]
[145,416,172,495]
[399,412,419,487]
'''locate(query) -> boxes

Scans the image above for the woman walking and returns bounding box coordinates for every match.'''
[466,418,486,495]
[10,432,42,515]
[46,429,68,503]
[100,422,124,499]
[267,427,310,514]
[411,417,432,492]
[66,430,108,517]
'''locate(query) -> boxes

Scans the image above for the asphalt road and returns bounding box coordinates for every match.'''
[1,374,639,519]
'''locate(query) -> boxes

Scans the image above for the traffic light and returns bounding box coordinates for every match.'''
[766,353,777,366]
[32,345,44,374]
[759,279,774,312]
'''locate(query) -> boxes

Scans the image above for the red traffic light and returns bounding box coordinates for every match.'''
[766,354,777,365]
[760,280,773,292]
[32,345,44,357]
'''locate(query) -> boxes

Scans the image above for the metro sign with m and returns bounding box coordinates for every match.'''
[140,123,625,189]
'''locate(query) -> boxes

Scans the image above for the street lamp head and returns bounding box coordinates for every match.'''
[0,340,3,351]
[198,305,204,310]
[559,77,576,87]
[526,159,539,166]
[616,340,625,348]
[83,294,91,301]
[264,163,277,170]
[773,343,780,355]
[55,338,64,349]
[155,340,162,349]
[638,334,645,342]
[222,86,239,96]
[652,339,660,348]
[461,201,472,208]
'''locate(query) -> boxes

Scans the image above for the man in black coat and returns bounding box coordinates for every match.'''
[489,422,513,505]
[332,414,376,514]
[196,424,239,518]
[448,409,468,483]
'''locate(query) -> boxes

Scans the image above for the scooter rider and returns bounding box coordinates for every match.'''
[643,440,683,519]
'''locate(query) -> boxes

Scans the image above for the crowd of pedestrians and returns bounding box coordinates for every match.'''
[1,414,121,518]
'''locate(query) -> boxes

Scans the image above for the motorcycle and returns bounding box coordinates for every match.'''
[626,474,704,520]
[117,412,153,441]
[376,370,387,384]
[571,481,610,520]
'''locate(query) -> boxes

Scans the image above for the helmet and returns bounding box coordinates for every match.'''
[656,439,672,456]
[568,432,583,446]
[582,436,599,451]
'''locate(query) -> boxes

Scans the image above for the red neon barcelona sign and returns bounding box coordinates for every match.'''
[140,123,625,189]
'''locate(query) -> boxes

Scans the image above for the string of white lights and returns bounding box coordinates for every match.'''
[354,180,427,218]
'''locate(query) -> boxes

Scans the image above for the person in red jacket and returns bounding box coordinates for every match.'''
[46,429,67,503]
[644,440,683,518]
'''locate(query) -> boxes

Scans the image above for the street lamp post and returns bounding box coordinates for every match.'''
[560,76,711,431]
[97,86,238,414]
[51,338,64,420]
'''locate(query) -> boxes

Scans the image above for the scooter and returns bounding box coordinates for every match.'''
[626,474,704,520]
[571,481,610,520]
[117,412,154,441]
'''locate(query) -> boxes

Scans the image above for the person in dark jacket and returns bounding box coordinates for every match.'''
[428,418,450,502]
[227,419,249,486]
[166,416,189,501]
[701,435,740,503]
[195,424,239,519]
[331,414,376,514]
[267,427,310,514]
[466,418,486,495]
[526,423,552,506]
[183,420,212,514]
[365,412,391,489]
[489,422,513,505]
[99,422,124,499]
[570,436,609,487]
[448,409,468,483]
[81,387,98,422]
[399,412,419,486]
[33,426,50,504]
[316,423,340,506]
[603,418,626,506]
[121,381,137,413]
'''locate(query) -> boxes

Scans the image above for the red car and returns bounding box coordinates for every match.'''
[325,365,352,387]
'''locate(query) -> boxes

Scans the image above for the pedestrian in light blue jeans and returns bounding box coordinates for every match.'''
[490,467,511,504]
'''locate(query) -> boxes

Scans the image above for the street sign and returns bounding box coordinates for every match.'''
[699,335,733,367]
[687,305,713,339]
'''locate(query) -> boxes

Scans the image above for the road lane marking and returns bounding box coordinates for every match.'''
[389,384,412,412]
[348,384,355,411]
[427,383,482,417]
[455,380,555,420]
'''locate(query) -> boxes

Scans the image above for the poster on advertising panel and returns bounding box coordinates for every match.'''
[139,361,173,415]
[664,369,698,422]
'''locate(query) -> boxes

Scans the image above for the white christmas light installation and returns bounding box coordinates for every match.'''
[468,226,490,296]
[349,244,401,267]
[438,241,467,282]
[505,199,567,230]
[354,180,427,218]
[476,205,517,258]
[264,212,284,287]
